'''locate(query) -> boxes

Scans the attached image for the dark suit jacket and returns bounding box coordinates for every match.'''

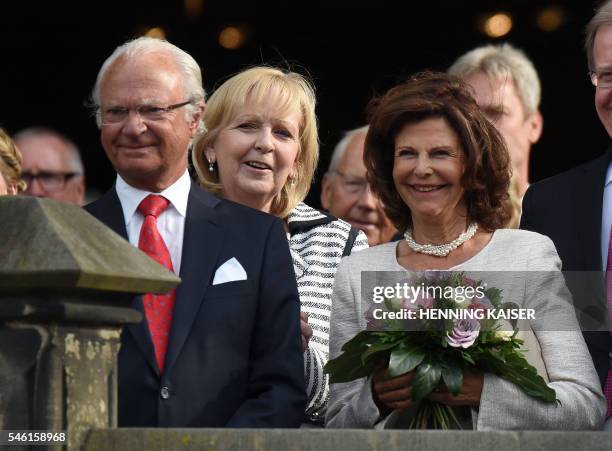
[85,183,306,427]
[521,149,612,387]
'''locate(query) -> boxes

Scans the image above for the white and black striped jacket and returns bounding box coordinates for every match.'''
[287,202,368,424]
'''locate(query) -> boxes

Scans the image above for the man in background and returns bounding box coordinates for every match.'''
[321,126,396,245]
[14,127,85,205]
[449,43,543,198]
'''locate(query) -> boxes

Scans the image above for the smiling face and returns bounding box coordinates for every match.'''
[99,52,202,192]
[205,95,301,213]
[594,23,612,137]
[393,117,467,225]
[321,132,389,245]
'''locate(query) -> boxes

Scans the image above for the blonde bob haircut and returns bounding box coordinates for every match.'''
[192,66,318,219]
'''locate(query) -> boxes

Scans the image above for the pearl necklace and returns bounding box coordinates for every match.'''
[404,223,478,257]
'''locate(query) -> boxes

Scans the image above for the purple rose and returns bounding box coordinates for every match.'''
[402,297,418,310]
[468,296,493,312]
[415,294,435,309]
[365,303,383,330]
[446,318,481,348]
[463,277,478,288]
[423,270,449,281]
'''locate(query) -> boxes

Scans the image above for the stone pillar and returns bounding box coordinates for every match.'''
[0,197,180,450]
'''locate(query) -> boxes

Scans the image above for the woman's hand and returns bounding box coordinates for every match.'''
[372,366,415,414]
[427,369,484,407]
[372,366,484,416]
[300,311,313,351]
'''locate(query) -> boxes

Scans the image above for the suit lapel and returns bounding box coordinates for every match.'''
[577,149,611,270]
[88,188,160,375]
[164,185,225,373]
[89,188,129,239]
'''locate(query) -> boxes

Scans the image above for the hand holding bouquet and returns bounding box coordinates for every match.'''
[325,271,556,429]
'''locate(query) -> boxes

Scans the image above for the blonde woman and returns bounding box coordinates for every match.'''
[0,128,26,195]
[193,67,368,425]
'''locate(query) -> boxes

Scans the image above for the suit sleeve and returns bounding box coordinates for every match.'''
[227,218,306,427]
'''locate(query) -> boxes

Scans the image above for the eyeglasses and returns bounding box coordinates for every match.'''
[99,100,193,125]
[22,171,79,192]
[589,70,612,88]
[333,170,371,195]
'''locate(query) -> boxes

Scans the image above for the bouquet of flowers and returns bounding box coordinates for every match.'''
[324,271,556,429]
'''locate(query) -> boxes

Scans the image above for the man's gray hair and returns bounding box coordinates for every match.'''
[90,37,205,133]
[586,0,612,71]
[14,127,84,175]
[326,125,369,175]
[448,43,541,116]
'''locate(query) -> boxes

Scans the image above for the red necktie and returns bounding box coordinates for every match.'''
[604,225,612,416]
[138,194,176,372]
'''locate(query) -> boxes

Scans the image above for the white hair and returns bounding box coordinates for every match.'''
[326,125,369,175]
[14,127,84,175]
[90,37,205,133]
[448,43,541,116]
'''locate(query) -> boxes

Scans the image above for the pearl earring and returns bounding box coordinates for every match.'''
[208,160,214,172]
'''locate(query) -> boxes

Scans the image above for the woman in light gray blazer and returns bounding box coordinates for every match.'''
[325,72,605,430]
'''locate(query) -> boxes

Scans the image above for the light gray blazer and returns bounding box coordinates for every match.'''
[325,229,606,430]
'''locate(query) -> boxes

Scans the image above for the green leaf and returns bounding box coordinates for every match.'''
[441,364,463,395]
[388,344,425,377]
[411,361,442,402]
[324,332,382,383]
[339,331,380,352]
[361,341,398,365]
[324,349,378,383]
[481,349,556,402]
[460,351,476,365]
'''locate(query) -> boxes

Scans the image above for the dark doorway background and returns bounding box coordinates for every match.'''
[1,0,609,207]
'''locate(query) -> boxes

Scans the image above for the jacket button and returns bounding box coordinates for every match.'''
[160,386,170,400]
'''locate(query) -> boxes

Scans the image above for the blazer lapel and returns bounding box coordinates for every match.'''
[577,149,611,270]
[164,186,225,373]
[88,188,129,239]
[288,241,309,280]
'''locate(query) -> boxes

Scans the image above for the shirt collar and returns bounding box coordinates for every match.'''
[606,159,612,187]
[115,170,191,225]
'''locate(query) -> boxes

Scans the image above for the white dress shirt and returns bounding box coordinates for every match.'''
[115,171,190,275]
[601,161,612,270]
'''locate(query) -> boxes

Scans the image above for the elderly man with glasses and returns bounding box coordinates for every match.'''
[84,36,305,428]
[320,126,397,246]
[14,127,85,205]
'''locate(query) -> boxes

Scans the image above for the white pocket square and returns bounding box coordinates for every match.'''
[212,257,247,285]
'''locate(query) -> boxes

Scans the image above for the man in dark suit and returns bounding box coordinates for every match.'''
[85,36,305,427]
[521,0,612,425]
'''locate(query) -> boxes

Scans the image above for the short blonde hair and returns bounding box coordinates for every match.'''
[0,128,26,192]
[192,66,318,218]
[448,43,541,117]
